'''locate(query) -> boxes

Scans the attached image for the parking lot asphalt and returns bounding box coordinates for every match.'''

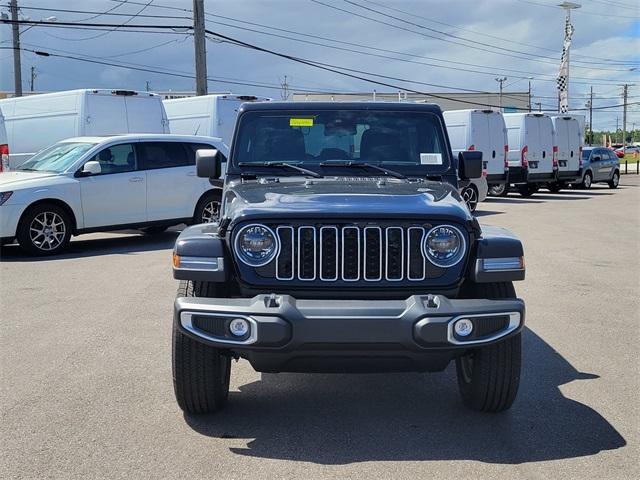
[1,177,639,480]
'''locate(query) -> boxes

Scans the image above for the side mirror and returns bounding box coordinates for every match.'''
[458,151,483,180]
[196,149,221,179]
[81,161,101,176]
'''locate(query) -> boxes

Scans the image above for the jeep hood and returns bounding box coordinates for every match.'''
[223,177,473,225]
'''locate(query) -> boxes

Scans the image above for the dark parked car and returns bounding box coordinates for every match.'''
[574,147,620,189]
[170,102,526,415]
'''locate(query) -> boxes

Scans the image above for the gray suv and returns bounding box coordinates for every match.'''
[574,147,620,189]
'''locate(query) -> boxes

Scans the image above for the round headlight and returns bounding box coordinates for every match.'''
[235,224,279,267]
[423,225,466,268]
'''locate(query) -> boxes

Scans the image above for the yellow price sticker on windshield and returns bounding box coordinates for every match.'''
[290,117,314,127]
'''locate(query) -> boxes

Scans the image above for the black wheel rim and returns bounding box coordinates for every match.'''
[462,187,478,211]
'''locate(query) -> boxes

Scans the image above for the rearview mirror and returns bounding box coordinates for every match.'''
[196,149,221,179]
[81,161,101,176]
[458,151,483,180]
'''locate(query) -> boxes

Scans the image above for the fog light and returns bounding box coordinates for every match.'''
[229,318,250,337]
[454,318,474,337]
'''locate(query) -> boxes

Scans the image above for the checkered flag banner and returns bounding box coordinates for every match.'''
[557,16,574,113]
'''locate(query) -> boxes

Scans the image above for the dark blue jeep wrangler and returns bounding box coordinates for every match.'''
[171,102,526,414]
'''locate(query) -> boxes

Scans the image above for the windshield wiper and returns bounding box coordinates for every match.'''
[319,160,406,179]
[238,162,323,178]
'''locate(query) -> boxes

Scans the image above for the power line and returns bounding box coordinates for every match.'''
[310,0,639,70]
[359,0,636,65]
[20,3,633,78]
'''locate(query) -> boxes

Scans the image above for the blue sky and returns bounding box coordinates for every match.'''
[1,0,638,130]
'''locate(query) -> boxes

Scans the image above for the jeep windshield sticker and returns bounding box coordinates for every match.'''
[420,153,443,165]
[290,117,314,127]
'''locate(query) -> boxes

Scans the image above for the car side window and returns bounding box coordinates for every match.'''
[89,143,137,174]
[185,143,227,165]
[137,142,189,170]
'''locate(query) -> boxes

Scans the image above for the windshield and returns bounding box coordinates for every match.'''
[17,142,96,173]
[233,109,451,174]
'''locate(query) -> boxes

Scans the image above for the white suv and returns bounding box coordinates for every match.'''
[0,134,228,255]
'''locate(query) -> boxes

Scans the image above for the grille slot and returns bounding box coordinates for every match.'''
[271,224,454,282]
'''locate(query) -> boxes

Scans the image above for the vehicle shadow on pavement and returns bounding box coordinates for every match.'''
[473,210,505,217]
[0,230,179,261]
[185,327,626,465]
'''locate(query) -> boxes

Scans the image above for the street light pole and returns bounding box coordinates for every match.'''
[557,2,581,113]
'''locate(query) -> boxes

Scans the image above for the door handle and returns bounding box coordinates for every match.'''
[129,176,144,182]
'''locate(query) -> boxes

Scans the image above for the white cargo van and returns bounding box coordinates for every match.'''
[503,113,556,196]
[443,109,508,186]
[548,115,583,191]
[0,108,8,172]
[164,94,270,146]
[0,89,169,169]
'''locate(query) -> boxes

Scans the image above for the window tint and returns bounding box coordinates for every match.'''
[138,142,188,169]
[185,143,227,165]
[90,143,137,174]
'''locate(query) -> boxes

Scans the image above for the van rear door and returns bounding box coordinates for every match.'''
[485,111,508,181]
[537,116,554,174]
[124,94,168,133]
[565,118,580,173]
[554,118,570,171]
[84,93,128,136]
[216,98,245,146]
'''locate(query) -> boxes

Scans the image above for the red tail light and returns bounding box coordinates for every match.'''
[552,146,558,168]
[468,144,475,151]
[579,147,583,166]
[504,145,509,170]
[0,144,8,173]
[521,145,529,168]
[482,169,488,177]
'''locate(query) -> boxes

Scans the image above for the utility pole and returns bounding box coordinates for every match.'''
[534,102,542,112]
[528,81,532,112]
[193,0,207,96]
[622,84,628,154]
[616,116,619,142]
[29,65,36,91]
[588,86,593,145]
[280,75,289,100]
[10,0,22,97]
[495,77,507,112]
[145,80,151,92]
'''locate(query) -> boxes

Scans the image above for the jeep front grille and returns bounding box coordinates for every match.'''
[273,224,437,282]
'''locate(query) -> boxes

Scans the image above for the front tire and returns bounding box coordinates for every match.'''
[16,203,72,255]
[608,171,619,189]
[456,282,522,412]
[582,171,593,189]
[173,280,231,414]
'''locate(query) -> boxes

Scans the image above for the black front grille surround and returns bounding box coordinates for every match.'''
[233,221,470,287]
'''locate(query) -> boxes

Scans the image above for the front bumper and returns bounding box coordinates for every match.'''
[0,203,24,239]
[175,294,525,373]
